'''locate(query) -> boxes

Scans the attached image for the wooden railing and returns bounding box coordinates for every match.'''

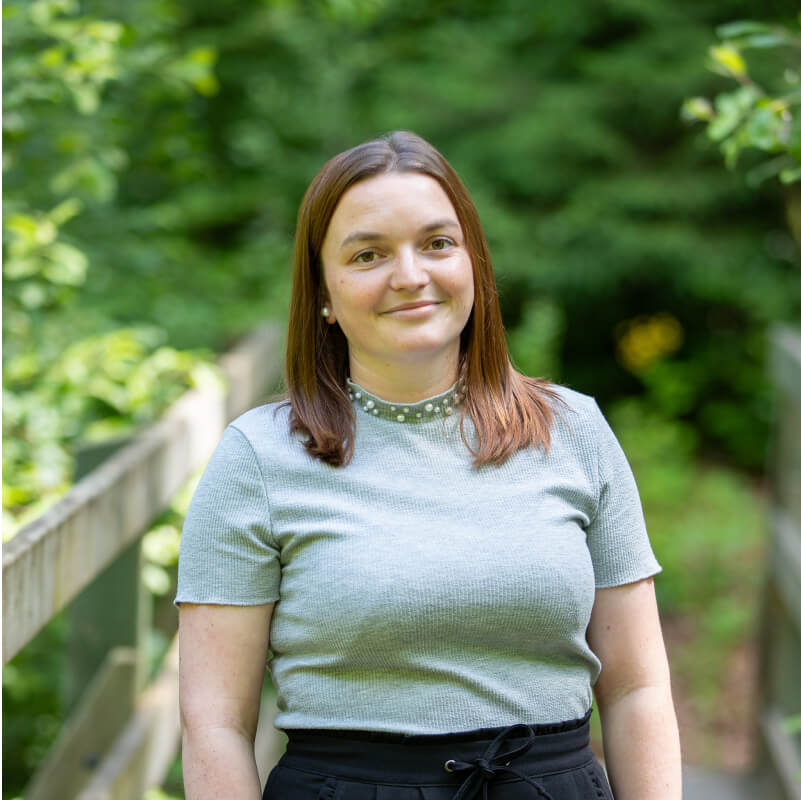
[758,323,801,800]
[2,324,283,800]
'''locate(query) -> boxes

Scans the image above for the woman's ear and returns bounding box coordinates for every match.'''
[321,303,337,325]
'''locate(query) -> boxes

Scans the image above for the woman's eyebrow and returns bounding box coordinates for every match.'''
[419,218,460,235]
[340,230,384,249]
[339,218,460,250]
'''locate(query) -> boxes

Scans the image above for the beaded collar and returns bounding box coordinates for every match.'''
[346,377,466,423]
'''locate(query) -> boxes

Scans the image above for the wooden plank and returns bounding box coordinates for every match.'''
[682,764,761,800]
[760,708,801,800]
[24,648,138,800]
[2,324,281,663]
[771,324,801,405]
[771,509,801,642]
[219,324,285,420]
[2,385,221,663]
[772,391,801,525]
[761,323,801,799]
[76,635,181,800]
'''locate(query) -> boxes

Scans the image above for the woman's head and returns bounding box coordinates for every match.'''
[318,170,475,389]
[286,130,561,466]
[288,134,503,382]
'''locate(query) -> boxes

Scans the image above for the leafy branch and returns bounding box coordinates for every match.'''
[683,17,801,185]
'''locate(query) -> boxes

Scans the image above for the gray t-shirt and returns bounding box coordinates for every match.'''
[175,381,661,733]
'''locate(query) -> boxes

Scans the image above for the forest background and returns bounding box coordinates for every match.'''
[4,0,801,797]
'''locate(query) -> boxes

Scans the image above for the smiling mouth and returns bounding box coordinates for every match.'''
[382,301,442,314]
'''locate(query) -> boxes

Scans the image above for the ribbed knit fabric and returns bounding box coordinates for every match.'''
[175,383,661,734]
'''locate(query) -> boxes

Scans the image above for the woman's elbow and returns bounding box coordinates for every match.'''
[179,694,258,743]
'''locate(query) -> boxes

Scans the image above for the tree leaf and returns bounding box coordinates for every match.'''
[682,97,715,121]
[709,44,748,78]
[716,20,774,39]
[744,106,784,151]
[42,242,89,286]
[779,165,801,183]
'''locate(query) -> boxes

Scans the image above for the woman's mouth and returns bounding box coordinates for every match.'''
[382,301,442,316]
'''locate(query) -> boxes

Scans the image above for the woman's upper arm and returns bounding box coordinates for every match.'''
[585,577,671,706]
[178,601,275,740]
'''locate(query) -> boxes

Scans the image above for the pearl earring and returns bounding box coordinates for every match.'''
[321,306,330,318]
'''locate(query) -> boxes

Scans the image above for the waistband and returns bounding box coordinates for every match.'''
[280,709,594,787]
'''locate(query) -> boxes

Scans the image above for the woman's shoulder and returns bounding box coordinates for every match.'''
[543,382,600,421]
[226,398,295,447]
[536,382,611,455]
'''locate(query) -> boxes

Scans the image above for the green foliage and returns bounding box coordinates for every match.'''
[6,1,800,523]
[2,4,223,792]
[142,524,182,596]
[785,713,801,734]
[507,297,565,381]
[683,16,801,184]
[2,326,221,538]
[140,473,198,598]
[2,0,224,532]
[144,790,183,800]
[1,614,67,795]
[610,399,764,713]
[4,0,800,790]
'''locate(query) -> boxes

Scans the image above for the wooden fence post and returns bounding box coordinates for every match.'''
[757,324,801,800]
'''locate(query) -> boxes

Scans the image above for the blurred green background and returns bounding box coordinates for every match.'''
[4,0,801,796]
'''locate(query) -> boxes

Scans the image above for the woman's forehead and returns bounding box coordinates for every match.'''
[327,172,460,241]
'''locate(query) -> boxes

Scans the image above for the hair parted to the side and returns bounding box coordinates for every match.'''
[285,130,566,467]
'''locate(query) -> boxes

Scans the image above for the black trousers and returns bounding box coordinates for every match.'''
[262,710,614,799]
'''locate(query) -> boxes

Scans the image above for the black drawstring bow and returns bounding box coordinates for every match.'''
[444,724,555,800]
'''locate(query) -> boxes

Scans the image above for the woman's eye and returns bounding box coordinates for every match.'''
[428,237,452,251]
[353,250,379,264]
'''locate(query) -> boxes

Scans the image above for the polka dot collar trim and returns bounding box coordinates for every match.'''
[346,378,465,423]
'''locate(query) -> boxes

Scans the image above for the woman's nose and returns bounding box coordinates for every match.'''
[390,246,429,290]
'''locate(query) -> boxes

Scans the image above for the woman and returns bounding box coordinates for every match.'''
[176,131,682,799]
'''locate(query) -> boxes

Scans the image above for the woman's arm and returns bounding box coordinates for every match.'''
[178,602,275,800]
[586,577,682,800]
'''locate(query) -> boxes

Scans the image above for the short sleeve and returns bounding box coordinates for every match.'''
[175,424,281,606]
[586,400,662,588]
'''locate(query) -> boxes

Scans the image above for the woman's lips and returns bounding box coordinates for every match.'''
[382,301,442,316]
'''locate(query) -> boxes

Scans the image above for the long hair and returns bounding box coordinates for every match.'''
[285,130,565,467]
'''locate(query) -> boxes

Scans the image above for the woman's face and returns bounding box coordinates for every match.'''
[319,172,475,377]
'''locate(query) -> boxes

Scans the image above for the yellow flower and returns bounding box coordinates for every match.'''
[616,313,684,373]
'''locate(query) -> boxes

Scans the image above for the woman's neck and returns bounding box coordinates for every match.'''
[348,354,460,404]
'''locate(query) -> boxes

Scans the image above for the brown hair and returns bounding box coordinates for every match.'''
[285,130,565,467]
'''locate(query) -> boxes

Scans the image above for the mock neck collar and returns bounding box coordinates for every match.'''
[346,377,466,423]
